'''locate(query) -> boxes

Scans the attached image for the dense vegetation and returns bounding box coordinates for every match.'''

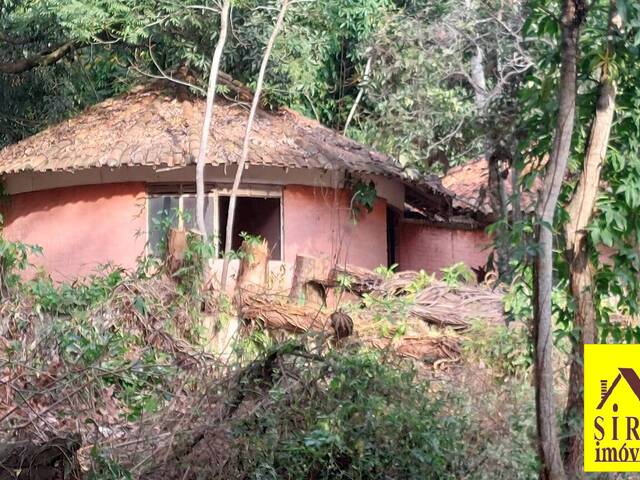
[4,0,640,478]
[0,0,526,173]
[0,233,536,479]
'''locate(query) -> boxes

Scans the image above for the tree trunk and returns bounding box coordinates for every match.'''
[219,0,290,291]
[562,59,616,480]
[195,0,231,240]
[289,255,329,306]
[214,238,269,354]
[533,1,585,479]
[235,238,270,301]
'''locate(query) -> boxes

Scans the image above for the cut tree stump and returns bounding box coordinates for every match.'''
[215,238,269,354]
[166,228,188,275]
[235,238,269,300]
[236,247,329,334]
[289,255,330,306]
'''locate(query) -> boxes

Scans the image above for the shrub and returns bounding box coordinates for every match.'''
[0,226,41,296]
[463,320,532,381]
[231,348,472,479]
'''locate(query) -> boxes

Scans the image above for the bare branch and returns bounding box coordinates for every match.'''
[343,55,372,134]
[0,42,75,74]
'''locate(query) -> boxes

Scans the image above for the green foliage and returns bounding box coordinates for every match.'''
[503,265,533,324]
[440,262,476,287]
[226,232,264,263]
[225,344,538,479]
[88,449,133,480]
[1,257,208,426]
[349,178,377,221]
[463,320,532,381]
[28,267,123,316]
[53,313,175,420]
[232,348,470,479]
[511,0,640,345]
[0,228,41,295]
[172,231,217,297]
[1,0,528,178]
[354,0,527,172]
[373,263,397,279]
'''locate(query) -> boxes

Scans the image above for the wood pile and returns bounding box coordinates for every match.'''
[233,245,505,364]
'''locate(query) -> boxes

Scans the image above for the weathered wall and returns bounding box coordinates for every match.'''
[0,182,390,282]
[282,185,388,270]
[4,166,406,210]
[396,221,490,274]
[1,183,146,281]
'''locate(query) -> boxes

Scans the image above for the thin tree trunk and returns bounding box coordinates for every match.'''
[219,0,290,291]
[343,56,372,134]
[533,1,585,479]
[562,4,616,474]
[195,1,231,240]
[471,43,512,278]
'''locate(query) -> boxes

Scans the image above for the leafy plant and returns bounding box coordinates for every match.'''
[441,262,476,287]
[0,231,41,296]
[88,448,133,480]
[29,267,124,316]
[349,179,377,221]
[374,263,397,279]
[463,320,532,381]
[171,231,217,297]
[231,348,470,479]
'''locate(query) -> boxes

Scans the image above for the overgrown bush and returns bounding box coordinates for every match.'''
[222,345,537,480]
[463,320,532,381]
[0,220,41,297]
[0,234,538,480]
[228,349,466,479]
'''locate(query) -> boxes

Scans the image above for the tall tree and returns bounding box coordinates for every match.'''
[195,1,232,240]
[219,0,291,291]
[532,0,587,478]
[561,1,618,475]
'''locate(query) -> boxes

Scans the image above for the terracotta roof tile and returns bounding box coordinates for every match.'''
[0,83,455,202]
[442,157,539,214]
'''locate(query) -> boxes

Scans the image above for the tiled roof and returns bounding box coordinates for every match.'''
[442,157,538,214]
[0,83,445,197]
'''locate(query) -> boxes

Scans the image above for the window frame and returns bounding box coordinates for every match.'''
[146,184,284,260]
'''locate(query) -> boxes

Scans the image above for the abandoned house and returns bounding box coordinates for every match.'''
[404,156,542,273]
[0,83,490,283]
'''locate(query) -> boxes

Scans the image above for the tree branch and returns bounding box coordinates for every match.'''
[0,42,75,74]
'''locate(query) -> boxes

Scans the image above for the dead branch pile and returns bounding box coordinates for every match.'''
[0,273,221,476]
[331,267,505,330]
[234,248,504,364]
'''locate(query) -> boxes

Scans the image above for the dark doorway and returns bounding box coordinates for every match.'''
[386,207,399,267]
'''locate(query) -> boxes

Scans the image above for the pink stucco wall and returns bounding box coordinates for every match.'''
[396,221,490,273]
[282,185,388,270]
[1,182,389,282]
[1,183,146,281]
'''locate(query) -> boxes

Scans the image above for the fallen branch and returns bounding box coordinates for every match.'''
[0,435,81,480]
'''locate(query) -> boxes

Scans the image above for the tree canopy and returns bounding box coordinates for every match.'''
[0,0,527,176]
